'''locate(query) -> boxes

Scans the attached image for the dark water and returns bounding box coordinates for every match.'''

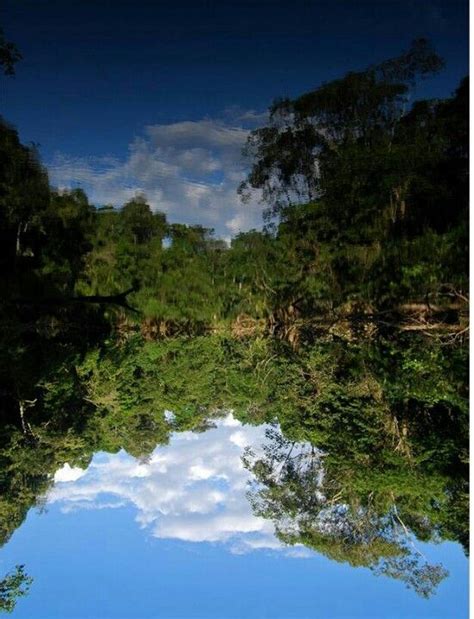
[0,336,468,618]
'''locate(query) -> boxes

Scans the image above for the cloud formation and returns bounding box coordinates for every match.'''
[48,414,311,556]
[48,114,266,240]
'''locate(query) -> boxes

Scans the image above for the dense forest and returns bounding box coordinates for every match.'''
[1,39,468,340]
[0,36,468,609]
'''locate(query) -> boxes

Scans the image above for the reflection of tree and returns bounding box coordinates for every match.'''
[0,565,32,613]
[244,428,448,598]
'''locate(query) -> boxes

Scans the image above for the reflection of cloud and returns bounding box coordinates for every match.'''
[48,414,310,556]
[48,115,265,238]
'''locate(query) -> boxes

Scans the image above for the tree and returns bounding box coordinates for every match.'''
[239,39,444,218]
[0,29,22,76]
[42,189,96,291]
[0,565,32,613]
[0,118,50,298]
[237,44,467,323]
[244,426,449,597]
[120,196,160,245]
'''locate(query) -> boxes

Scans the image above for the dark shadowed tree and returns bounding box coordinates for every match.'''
[0,28,22,76]
[121,196,160,244]
[239,39,444,218]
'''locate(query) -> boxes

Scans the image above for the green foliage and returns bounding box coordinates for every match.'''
[0,39,468,605]
[238,43,467,317]
[2,43,467,337]
[0,565,32,613]
[0,331,467,599]
[240,39,443,211]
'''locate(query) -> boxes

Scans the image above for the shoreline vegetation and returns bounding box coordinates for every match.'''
[1,40,468,349]
[0,37,468,607]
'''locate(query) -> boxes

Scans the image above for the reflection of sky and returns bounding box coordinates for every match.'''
[0,414,468,619]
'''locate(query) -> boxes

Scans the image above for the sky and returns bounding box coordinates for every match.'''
[0,0,469,238]
[0,414,468,618]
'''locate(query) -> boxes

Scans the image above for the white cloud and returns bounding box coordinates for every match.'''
[46,414,311,557]
[48,115,265,238]
[53,463,87,483]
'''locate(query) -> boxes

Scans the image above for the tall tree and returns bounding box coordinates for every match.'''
[0,565,32,613]
[240,39,443,215]
[0,28,22,76]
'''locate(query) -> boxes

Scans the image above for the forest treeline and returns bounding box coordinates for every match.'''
[0,37,469,608]
[0,39,468,342]
[0,332,468,599]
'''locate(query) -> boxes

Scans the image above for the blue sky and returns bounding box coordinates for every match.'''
[2,505,468,619]
[0,414,468,618]
[1,0,469,237]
